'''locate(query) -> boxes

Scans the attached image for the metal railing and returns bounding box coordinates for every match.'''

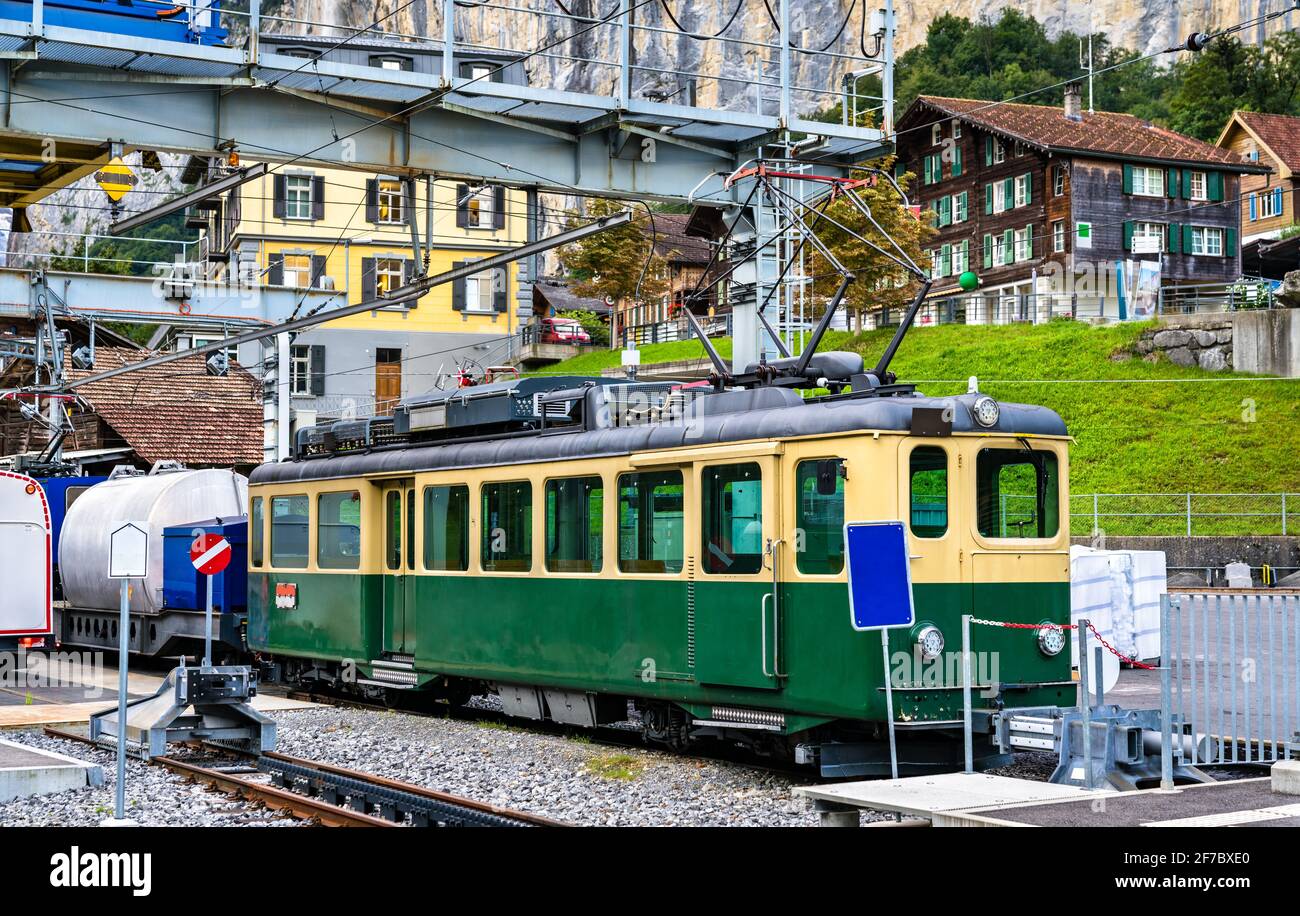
[620,313,733,348]
[1160,592,1299,781]
[1069,492,1300,537]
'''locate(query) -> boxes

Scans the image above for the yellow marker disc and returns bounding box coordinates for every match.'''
[95,156,137,203]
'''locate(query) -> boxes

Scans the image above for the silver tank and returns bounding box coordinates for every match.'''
[59,464,248,614]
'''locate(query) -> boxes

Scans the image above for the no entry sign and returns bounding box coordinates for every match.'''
[190,532,232,576]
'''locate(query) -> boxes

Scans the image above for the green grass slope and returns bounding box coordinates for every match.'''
[540,321,1300,494]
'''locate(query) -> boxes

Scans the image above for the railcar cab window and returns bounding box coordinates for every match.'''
[250,496,264,567]
[385,491,402,570]
[270,495,309,568]
[423,485,469,571]
[617,471,683,574]
[482,481,532,572]
[910,447,949,537]
[702,463,763,575]
[317,491,361,569]
[546,477,603,573]
[976,447,1061,539]
[795,459,845,575]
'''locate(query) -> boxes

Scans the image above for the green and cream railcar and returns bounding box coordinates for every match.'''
[247,382,1074,775]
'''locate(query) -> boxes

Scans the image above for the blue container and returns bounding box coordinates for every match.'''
[162,517,247,613]
[36,475,108,569]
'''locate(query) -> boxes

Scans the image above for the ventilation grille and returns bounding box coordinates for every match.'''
[686,556,696,668]
[709,706,785,729]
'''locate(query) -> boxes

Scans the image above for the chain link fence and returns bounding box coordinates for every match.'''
[1067,493,1300,537]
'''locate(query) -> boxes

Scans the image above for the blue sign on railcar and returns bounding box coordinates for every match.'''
[844,520,915,632]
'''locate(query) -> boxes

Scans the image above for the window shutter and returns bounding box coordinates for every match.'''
[923,156,932,185]
[404,259,417,291]
[310,255,326,288]
[365,179,379,222]
[1122,163,1133,195]
[984,183,993,215]
[360,257,376,301]
[952,145,962,177]
[1182,224,1194,253]
[493,268,508,311]
[1274,186,1283,215]
[1002,229,1013,264]
[451,261,466,310]
[940,196,951,227]
[493,186,506,229]
[311,176,325,220]
[1025,223,1034,258]
[1225,226,1236,256]
[1168,223,1180,253]
[982,234,993,268]
[267,252,284,286]
[1122,220,1133,251]
[1023,173,1032,205]
[939,243,950,276]
[309,345,326,397]
[1182,170,1193,199]
[1167,168,1178,198]
[962,238,970,268]
[1208,171,1224,202]
[456,184,470,228]
[1003,177,1014,208]
[272,175,286,219]
[984,136,993,166]
[1249,193,1257,221]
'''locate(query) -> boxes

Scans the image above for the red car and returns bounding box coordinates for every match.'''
[539,317,592,344]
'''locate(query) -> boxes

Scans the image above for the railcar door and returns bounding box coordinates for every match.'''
[693,455,784,691]
[379,479,417,656]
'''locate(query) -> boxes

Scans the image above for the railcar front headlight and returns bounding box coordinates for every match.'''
[1037,622,1066,657]
[972,396,1000,428]
[915,625,945,661]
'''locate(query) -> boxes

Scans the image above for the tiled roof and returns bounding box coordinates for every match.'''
[911,96,1254,168]
[66,347,263,467]
[533,277,611,315]
[647,213,713,264]
[1231,111,1300,173]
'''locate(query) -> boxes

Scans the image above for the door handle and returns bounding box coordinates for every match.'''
[761,592,773,678]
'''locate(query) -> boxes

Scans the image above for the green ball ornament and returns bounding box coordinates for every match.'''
[958,271,979,291]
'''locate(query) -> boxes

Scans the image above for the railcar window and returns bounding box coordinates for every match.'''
[910,447,949,538]
[481,481,532,572]
[617,471,683,574]
[270,494,309,568]
[976,448,1061,538]
[702,463,763,575]
[795,459,845,574]
[250,496,264,567]
[545,476,604,573]
[423,485,469,571]
[385,490,402,570]
[317,491,361,569]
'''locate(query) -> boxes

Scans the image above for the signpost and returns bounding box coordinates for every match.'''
[844,520,917,780]
[106,521,148,827]
[190,530,232,668]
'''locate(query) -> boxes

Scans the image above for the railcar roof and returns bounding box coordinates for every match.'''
[249,390,1067,485]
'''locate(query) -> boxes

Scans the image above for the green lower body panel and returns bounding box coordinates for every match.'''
[248,571,1073,729]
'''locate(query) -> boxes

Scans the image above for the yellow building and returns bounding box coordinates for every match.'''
[216,164,529,417]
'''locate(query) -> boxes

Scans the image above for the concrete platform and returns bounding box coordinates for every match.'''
[0,661,315,727]
[795,772,1111,825]
[946,775,1300,827]
[0,737,102,801]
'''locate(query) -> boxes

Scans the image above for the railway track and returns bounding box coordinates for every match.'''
[43,726,563,828]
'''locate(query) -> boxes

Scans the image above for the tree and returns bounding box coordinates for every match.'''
[804,162,936,333]
[1167,32,1300,140]
[557,197,670,305]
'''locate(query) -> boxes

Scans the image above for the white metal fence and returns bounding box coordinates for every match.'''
[1069,493,1300,537]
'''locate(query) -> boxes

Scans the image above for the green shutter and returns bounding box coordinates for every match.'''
[923,156,932,185]
[1168,222,1180,253]
[1183,224,1194,252]
[983,234,993,268]
[1002,229,1014,264]
[1122,163,1133,195]
[1122,220,1134,250]
[1025,223,1034,258]
[1225,226,1236,256]
[1182,170,1193,199]
[1167,168,1179,198]
[985,136,993,166]
[941,243,952,276]
[1003,177,1014,208]
[962,239,971,270]
[952,145,963,177]
[984,183,993,215]
[1208,171,1225,202]
[1023,173,1032,205]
